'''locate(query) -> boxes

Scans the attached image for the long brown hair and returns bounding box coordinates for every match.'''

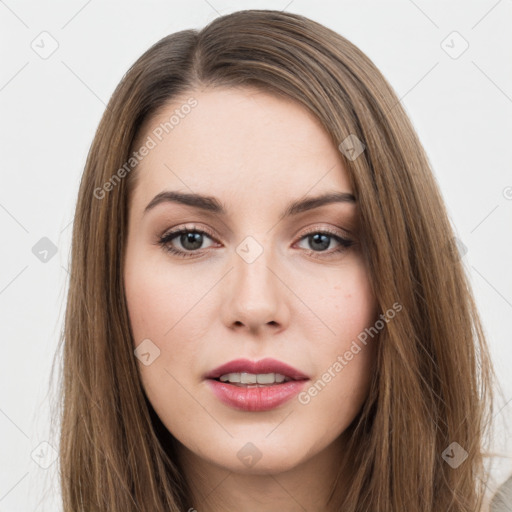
[51,9,499,511]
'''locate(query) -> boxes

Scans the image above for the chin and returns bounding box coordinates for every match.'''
[198,433,316,475]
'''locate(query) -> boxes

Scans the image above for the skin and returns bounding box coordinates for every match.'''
[124,86,378,511]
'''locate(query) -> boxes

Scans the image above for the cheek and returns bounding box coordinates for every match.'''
[124,261,201,421]
[125,252,204,344]
[296,257,377,415]
[332,261,378,379]
[298,254,377,344]
[124,253,213,395]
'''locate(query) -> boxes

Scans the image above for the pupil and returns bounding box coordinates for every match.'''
[310,233,329,251]
[181,232,203,250]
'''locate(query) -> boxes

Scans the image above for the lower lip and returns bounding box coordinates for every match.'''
[206,379,308,412]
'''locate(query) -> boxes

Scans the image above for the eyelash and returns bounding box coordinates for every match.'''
[157,224,354,260]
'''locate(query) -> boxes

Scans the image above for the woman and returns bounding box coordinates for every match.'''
[53,9,505,511]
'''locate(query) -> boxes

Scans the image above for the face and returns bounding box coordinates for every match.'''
[124,86,378,475]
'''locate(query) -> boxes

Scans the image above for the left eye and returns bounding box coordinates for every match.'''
[296,232,351,253]
[157,228,353,258]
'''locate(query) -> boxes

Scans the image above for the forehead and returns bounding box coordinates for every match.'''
[130,86,352,212]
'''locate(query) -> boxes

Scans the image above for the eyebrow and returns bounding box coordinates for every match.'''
[143,190,356,220]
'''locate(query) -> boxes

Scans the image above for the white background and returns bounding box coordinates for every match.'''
[0,1,511,510]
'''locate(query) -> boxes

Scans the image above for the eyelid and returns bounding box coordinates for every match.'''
[160,223,219,241]
[297,224,353,240]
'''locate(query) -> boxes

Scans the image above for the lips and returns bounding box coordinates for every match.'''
[204,358,310,412]
[204,358,309,381]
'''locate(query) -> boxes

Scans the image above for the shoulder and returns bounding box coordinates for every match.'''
[491,474,512,512]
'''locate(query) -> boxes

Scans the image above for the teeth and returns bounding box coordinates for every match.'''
[218,372,289,385]
[220,373,241,383]
[256,373,274,384]
[242,372,257,384]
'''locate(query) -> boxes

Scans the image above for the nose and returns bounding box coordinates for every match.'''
[221,245,290,334]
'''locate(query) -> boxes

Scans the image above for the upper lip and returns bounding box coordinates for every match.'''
[205,358,309,381]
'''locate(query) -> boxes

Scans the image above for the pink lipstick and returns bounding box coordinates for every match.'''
[204,358,309,412]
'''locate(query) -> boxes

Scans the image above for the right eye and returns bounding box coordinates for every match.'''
[158,226,219,258]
